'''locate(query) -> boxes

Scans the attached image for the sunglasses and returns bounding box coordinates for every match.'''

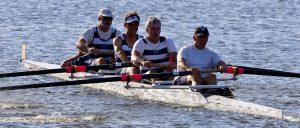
[128,21,139,26]
[102,17,113,21]
[196,35,209,38]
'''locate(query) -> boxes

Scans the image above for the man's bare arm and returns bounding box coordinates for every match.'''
[113,37,129,62]
[76,38,88,54]
[177,57,190,71]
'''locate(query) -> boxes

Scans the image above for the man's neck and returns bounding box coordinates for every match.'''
[146,36,159,44]
[125,32,136,38]
[98,24,109,32]
[194,44,205,50]
[125,32,137,44]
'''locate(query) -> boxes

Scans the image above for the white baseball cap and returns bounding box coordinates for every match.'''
[98,8,114,18]
[125,15,140,23]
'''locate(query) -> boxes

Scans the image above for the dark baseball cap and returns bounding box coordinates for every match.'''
[195,26,209,36]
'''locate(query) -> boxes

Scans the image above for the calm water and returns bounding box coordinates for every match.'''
[0,0,300,127]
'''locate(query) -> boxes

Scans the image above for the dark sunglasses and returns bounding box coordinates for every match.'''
[196,35,209,38]
[102,17,113,21]
[128,21,139,26]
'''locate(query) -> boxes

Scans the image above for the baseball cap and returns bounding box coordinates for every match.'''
[98,8,114,18]
[125,15,140,23]
[195,26,209,36]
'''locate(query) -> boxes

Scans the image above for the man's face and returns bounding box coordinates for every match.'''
[194,34,209,49]
[99,16,113,29]
[146,22,161,39]
[125,21,139,34]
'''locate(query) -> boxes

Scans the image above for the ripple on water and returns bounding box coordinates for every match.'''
[0,0,299,127]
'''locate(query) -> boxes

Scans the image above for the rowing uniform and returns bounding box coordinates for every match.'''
[131,37,177,73]
[115,34,143,75]
[115,34,143,62]
[73,26,121,66]
[173,44,222,85]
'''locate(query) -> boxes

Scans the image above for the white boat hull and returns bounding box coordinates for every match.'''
[22,60,284,119]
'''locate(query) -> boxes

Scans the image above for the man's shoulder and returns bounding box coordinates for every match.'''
[83,26,96,34]
[180,44,194,50]
[204,48,220,58]
[204,48,217,54]
[135,38,145,44]
[178,44,193,55]
[110,27,121,35]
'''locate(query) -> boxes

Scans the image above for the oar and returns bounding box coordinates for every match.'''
[0,63,132,78]
[0,69,220,91]
[226,66,300,78]
[228,64,286,72]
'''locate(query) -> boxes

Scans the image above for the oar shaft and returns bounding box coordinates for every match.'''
[0,69,65,78]
[87,62,133,71]
[243,69,300,78]
[0,76,122,91]
[228,64,287,73]
[0,62,132,78]
[0,69,220,91]
[226,66,300,78]
[134,69,220,80]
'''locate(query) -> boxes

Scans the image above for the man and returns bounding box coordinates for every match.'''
[173,26,227,85]
[61,8,121,67]
[131,16,177,75]
[113,11,143,74]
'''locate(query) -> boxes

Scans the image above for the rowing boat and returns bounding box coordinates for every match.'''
[21,59,286,119]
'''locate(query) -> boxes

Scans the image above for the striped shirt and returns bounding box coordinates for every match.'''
[132,37,177,73]
[115,34,143,62]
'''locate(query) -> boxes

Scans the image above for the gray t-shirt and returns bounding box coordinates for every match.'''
[177,44,222,77]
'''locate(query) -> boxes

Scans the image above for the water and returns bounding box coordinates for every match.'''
[0,0,299,127]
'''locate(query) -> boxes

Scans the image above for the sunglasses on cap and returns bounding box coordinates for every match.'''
[102,16,113,21]
[128,21,139,26]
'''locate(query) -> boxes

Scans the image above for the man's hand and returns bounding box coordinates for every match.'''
[61,60,71,67]
[141,61,152,68]
[189,67,200,75]
[218,64,227,73]
[88,47,98,54]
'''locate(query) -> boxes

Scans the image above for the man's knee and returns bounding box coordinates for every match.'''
[206,74,217,85]
[98,58,105,65]
[209,74,216,80]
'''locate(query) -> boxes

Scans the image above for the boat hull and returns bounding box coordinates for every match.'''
[22,60,283,119]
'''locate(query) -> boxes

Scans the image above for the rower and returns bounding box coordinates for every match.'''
[61,8,121,67]
[113,11,143,75]
[131,16,177,83]
[173,26,227,85]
